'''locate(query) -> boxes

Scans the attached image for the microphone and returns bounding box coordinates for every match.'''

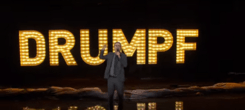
[116,48,120,58]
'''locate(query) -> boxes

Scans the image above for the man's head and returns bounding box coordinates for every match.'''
[114,42,121,52]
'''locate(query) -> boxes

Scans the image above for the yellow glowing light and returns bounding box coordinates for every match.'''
[113,29,146,64]
[23,107,45,110]
[175,101,183,110]
[52,106,61,110]
[19,30,46,66]
[148,29,173,64]
[176,29,198,63]
[137,103,146,110]
[148,102,157,110]
[20,29,199,66]
[49,30,77,66]
[85,105,106,110]
[80,29,108,66]
[114,105,118,110]
[68,106,78,110]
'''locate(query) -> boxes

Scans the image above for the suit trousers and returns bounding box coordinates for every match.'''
[107,76,124,110]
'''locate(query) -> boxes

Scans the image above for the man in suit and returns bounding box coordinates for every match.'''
[99,42,127,110]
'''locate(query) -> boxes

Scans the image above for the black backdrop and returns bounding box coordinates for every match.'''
[1,0,244,86]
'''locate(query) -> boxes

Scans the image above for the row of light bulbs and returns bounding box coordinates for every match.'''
[80,29,108,65]
[19,31,46,66]
[148,29,174,64]
[34,103,155,110]
[113,29,146,65]
[19,29,198,66]
[176,29,198,63]
[137,102,157,110]
[49,30,77,66]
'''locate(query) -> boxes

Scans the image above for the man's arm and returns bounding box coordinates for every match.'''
[99,50,108,59]
[118,53,127,67]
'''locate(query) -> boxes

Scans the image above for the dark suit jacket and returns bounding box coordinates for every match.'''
[99,49,127,82]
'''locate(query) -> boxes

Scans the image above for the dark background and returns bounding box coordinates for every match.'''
[1,0,244,87]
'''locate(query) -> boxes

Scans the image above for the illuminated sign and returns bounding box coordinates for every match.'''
[23,101,182,110]
[19,29,198,66]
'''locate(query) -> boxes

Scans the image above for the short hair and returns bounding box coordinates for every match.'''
[115,42,121,46]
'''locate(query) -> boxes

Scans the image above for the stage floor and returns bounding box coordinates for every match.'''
[1,78,244,109]
[0,93,245,110]
[9,77,219,92]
